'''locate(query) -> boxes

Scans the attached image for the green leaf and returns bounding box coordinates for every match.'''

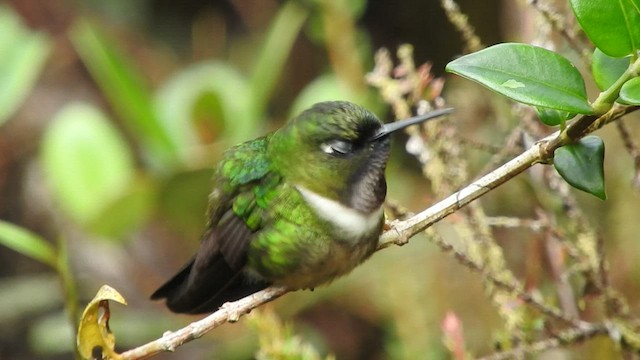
[288,73,380,117]
[591,49,630,91]
[0,221,57,268]
[29,312,75,355]
[0,275,61,324]
[88,177,156,239]
[534,107,574,127]
[158,169,212,239]
[155,62,261,148]
[305,0,367,43]
[250,2,309,115]
[570,0,640,57]
[446,43,592,114]
[619,77,640,104]
[70,19,179,169]
[554,135,606,200]
[0,5,51,125]
[41,103,135,224]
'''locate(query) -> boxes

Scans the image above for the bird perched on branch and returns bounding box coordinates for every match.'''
[151,101,452,314]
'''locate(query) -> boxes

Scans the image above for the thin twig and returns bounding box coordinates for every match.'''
[476,322,610,360]
[544,230,580,319]
[616,119,640,190]
[483,216,546,231]
[426,231,582,327]
[527,0,592,65]
[440,0,484,53]
[478,126,526,176]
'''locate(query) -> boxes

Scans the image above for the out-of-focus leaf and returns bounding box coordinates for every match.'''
[591,49,630,91]
[554,135,606,200]
[88,177,156,239]
[77,285,127,360]
[108,309,178,348]
[0,5,51,125]
[288,74,379,118]
[158,169,213,239]
[534,107,574,127]
[29,311,75,355]
[0,221,57,268]
[308,0,367,19]
[306,0,368,44]
[570,0,640,57]
[70,19,179,168]
[619,77,640,105]
[41,103,135,225]
[155,62,260,149]
[446,43,593,114]
[251,2,309,114]
[0,275,62,324]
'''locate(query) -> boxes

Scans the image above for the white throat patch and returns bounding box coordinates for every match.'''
[296,185,383,241]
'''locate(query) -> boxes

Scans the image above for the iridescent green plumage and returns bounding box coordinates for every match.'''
[151,101,451,313]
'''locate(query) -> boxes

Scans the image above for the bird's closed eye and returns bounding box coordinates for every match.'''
[321,139,354,156]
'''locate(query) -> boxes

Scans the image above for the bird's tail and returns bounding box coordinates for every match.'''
[151,257,268,314]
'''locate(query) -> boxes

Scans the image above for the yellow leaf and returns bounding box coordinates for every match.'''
[77,285,127,360]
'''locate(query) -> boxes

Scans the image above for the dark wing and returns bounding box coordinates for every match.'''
[150,211,268,314]
[151,136,275,314]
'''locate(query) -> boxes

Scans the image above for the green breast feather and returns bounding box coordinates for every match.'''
[210,136,329,281]
[211,135,376,287]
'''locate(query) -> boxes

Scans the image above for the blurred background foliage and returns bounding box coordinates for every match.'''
[1,0,639,359]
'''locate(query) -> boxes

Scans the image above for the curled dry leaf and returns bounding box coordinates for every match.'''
[77,285,127,360]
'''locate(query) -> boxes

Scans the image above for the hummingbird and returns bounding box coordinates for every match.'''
[151,101,452,314]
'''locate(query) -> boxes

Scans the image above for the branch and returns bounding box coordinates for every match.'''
[476,322,610,360]
[424,229,583,327]
[616,119,640,190]
[119,105,638,359]
[440,0,484,53]
[378,139,541,249]
[120,287,288,360]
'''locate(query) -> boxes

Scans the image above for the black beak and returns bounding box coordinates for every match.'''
[369,108,454,142]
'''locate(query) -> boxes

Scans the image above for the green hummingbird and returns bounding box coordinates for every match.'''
[151,101,452,314]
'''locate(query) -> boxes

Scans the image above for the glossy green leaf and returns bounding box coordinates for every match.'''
[619,77,640,104]
[554,135,606,200]
[591,49,630,90]
[534,107,574,127]
[41,103,135,224]
[0,5,51,125]
[0,221,57,268]
[70,19,179,168]
[446,43,592,114]
[570,0,640,57]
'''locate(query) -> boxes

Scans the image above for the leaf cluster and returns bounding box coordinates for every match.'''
[447,0,640,200]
